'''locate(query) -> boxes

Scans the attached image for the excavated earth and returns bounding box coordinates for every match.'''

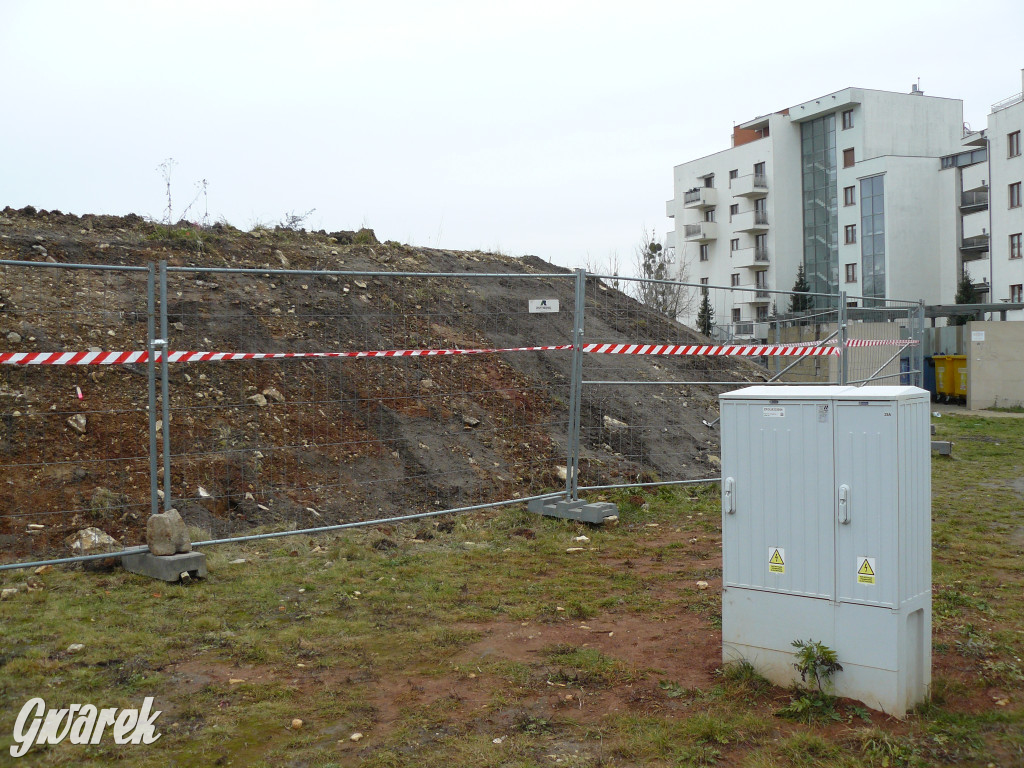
[0,207,767,561]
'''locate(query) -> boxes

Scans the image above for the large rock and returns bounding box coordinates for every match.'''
[146,509,192,556]
[65,527,121,570]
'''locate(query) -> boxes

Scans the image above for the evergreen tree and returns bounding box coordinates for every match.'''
[952,272,978,326]
[696,288,715,337]
[789,264,812,313]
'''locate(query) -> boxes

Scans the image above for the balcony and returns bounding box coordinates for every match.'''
[732,245,769,269]
[737,285,771,304]
[683,187,717,209]
[962,209,988,240]
[665,230,676,250]
[960,189,989,212]
[960,234,990,261]
[733,209,769,233]
[731,173,769,198]
[683,221,717,242]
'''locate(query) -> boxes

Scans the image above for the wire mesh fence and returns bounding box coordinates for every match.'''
[0,262,155,562]
[0,258,925,569]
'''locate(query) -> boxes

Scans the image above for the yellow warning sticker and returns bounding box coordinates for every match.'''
[857,556,876,585]
[768,547,785,574]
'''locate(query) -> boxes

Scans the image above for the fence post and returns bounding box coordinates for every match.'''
[159,260,172,511]
[913,300,925,388]
[146,264,159,517]
[838,290,848,385]
[565,268,587,501]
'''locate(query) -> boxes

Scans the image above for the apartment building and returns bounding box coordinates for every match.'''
[667,86,964,336]
[932,75,1024,321]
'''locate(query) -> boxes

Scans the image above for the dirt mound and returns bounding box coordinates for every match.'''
[0,207,764,560]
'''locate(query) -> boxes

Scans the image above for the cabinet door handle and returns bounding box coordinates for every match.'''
[838,484,851,524]
[723,476,736,515]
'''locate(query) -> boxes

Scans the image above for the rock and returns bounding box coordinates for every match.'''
[6,331,21,343]
[172,321,185,332]
[462,415,481,428]
[67,414,87,434]
[573,535,590,543]
[146,509,192,556]
[556,466,568,481]
[350,732,363,742]
[262,387,285,403]
[1,588,17,600]
[229,558,246,564]
[31,244,47,257]
[275,250,289,267]
[706,454,722,467]
[291,718,303,730]
[27,524,45,531]
[354,280,368,289]
[603,415,628,429]
[696,581,709,590]
[34,565,53,575]
[65,527,119,554]
[67,643,85,653]
[249,394,268,407]
[566,547,586,553]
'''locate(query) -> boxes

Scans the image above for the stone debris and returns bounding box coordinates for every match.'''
[6,331,22,343]
[350,732,363,742]
[67,414,87,434]
[573,535,590,543]
[262,387,285,403]
[248,393,268,407]
[66,643,85,653]
[696,580,709,590]
[291,718,303,730]
[602,415,628,429]
[33,565,52,575]
[65,527,119,554]
[1,588,17,600]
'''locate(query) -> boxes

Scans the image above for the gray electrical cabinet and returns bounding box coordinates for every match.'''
[719,385,931,716]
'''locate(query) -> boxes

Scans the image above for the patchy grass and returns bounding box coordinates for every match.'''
[1,415,1023,765]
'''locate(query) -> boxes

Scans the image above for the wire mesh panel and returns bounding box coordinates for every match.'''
[0,263,153,564]
[160,264,579,541]
[575,277,775,490]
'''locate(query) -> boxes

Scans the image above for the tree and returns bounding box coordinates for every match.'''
[632,229,689,319]
[789,264,812,313]
[952,271,978,326]
[696,288,715,337]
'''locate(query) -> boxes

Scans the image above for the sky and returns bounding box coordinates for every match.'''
[2,0,1023,271]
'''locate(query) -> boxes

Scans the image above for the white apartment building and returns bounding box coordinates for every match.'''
[667,86,966,336]
[944,73,1024,320]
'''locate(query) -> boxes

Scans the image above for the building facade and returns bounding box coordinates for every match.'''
[666,78,1024,335]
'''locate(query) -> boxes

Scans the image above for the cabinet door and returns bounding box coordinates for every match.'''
[834,400,899,608]
[721,399,835,598]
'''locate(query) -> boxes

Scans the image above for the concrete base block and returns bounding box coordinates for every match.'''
[931,440,952,455]
[122,551,207,582]
[527,497,619,524]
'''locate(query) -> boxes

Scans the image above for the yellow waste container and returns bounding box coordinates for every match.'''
[952,355,968,400]
[933,356,956,401]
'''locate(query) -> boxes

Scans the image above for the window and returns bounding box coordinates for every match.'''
[843,148,855,168]
[703,175,714,188]
[730,238,740,252]
[847,300,859,308]
[1010,131,1021,158]
[699,244,709,261]
[844,224,857,244]
[731,308,741,323]
[731,273,740,287]
[843,186,856,206]
[1011,284,1023,303]
[729,169,738,181]
[842,109,853,130]
[1011,182,1022,208]
[756,305,768,321]
[845,263,857,282]
[730,203,739,218]
[755,271,767,289]
[753,161,765,176]
[704,208,716,222]
[699,277,709,285]
[1011,233,1022,259]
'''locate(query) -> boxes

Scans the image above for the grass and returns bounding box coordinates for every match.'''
[1,414,1023,765]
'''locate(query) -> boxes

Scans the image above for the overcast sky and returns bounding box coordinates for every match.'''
[2,0,1022,270]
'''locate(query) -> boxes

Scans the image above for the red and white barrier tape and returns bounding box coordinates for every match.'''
[0,342,846,365]
[0,338,920,366]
